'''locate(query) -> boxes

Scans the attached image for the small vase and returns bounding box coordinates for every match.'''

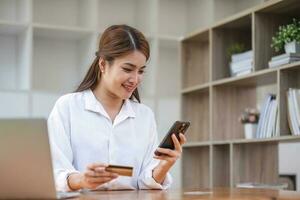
[244,123,257,139]
[284,41,300,53]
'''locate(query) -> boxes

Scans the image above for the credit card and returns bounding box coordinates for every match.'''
[105,165,133,177]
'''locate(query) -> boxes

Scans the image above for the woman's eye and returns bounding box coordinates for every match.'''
[122,68,132,73]
[138,70,145,74]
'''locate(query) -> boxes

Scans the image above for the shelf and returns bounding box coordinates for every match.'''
[97,0,153,35]
[0,21,28,35]
[0,27,31,90]
[212,72,277,141]
[32,34,95,93]
[33,24,94,40]
[181,30,210,88]
[254,0,300,71]
[213,144,230,187]
[212,68,277,87]
[232,143,278,186]
[32,0,95,29]
[183,141,211,148]
[182,146,210,189]
[212,14,252,81]
[182,89,210,142]
[279,65,300,136]
[181,83,210,94]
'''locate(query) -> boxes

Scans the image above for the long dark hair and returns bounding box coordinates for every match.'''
[75,25,150,103]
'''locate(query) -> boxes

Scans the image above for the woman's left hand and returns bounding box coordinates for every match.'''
[153,133,187,167]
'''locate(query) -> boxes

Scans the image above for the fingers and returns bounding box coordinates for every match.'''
[179,133,187,145]
[87,163,108,171]
[171,134,182,152]
[85,176,117,184]
[84,170,118,178]
[156,147,178,157]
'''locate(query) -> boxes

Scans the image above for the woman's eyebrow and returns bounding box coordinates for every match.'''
[123,63,146,69]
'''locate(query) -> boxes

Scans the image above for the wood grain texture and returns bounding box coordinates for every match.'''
[182,90,210,142]
[213,145,230,187]
[182,146,210,190]
[182,31,210,88]
[279,67,300,135]
[232,142,278,186]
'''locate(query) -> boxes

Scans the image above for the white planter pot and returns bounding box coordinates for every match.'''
[244,123,257,139]
[284,41,300,53]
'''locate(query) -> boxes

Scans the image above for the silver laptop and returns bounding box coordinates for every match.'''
[0,119,80,199]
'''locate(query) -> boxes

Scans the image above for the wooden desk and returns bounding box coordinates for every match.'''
[75,188,300,200]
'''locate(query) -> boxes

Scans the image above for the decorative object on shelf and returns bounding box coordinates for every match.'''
[236,182,288,190]
[239,108,259,139]
[269,53,300,68]
[271,18,300,53]
[227,44,253,77]
[256,94,278,138]
[287,88,300,136]
[269,19,300,68]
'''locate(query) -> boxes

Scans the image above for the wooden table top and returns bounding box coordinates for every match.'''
[75,188,300,200]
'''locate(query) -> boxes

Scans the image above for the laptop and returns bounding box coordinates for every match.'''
[0,118,80,199]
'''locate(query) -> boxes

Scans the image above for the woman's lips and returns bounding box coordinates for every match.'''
[122,84,136,92]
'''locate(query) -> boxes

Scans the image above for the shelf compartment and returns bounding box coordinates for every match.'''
[181,30,210,88]
[182,89,210,142]
[232,142,279,186]
[156,43,180,98]
[97,0,152,35]
[33,24,94,40]
[279,65,300,136]
[0,0,29,23]
[32,33,96,93]
[254,0,300,71]
[212,14,252,81]
[182,146,210,189]
[0,27,31,90]
[212,144,230,187]
[212,71,277,141]
[33,0,95,28]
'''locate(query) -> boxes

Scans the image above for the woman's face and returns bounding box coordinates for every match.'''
[99,50,146,100]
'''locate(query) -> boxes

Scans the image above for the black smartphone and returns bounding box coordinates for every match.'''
[154,121,190,156]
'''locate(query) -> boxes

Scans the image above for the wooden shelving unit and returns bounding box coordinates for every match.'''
[181,0,300,189]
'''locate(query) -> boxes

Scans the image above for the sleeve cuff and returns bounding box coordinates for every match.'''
[138,168,173,190]
[55,170,81,192]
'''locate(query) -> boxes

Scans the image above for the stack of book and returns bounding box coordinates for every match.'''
[287,88,300,135]
[269,53,300,68]
[256,94,278,138]
[230,50,253,77]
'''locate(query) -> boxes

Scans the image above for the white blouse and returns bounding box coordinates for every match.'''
[47,89,172,192]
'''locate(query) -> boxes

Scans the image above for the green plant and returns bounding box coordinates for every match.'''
[271,18,300,52]
[226,43,246,59]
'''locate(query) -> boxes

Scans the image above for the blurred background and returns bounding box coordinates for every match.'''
[0,0,299,190]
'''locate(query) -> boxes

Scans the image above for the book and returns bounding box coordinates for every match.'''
[230,58,253,72]
[271,53,300,61]
[287,89,300,135]
[231,50,253,62]
[269,57,300,68]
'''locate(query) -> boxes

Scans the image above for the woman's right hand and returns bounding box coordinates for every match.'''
[68,163,118,190]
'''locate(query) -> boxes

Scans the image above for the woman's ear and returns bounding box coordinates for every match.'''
[98,58,106,73]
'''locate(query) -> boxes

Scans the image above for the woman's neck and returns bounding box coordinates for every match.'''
[92,84,123,122]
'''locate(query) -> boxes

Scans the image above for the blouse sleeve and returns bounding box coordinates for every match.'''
[47,97,80,192]
[137,111,172,189]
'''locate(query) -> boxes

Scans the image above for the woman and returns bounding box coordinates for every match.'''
[47,24,186,192]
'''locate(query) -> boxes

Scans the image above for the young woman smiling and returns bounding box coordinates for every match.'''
[47,24,186,191]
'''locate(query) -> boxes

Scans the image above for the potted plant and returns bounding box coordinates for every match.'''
[226,43,246,60]
[239,108,259,139]
[271,18,300,53]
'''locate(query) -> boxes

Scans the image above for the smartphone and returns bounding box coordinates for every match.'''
[154,121,190,156]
